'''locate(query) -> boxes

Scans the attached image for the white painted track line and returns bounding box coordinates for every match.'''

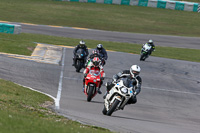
[55,48,66,110]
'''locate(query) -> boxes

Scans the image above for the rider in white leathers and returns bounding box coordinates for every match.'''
[104,65,142,104]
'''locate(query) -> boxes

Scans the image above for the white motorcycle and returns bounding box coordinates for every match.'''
[102,79,134,116]
[140,43,152,61]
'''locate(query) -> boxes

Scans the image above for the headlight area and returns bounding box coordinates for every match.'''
[120,87,128,94]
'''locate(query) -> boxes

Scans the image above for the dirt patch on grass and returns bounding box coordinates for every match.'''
[27,46,35,52]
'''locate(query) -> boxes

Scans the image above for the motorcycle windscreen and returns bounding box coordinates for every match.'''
[89,70,100,76]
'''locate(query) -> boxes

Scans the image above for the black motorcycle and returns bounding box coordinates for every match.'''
[74,49,87,72]
[140,43,152,61]
[99,53,106,66]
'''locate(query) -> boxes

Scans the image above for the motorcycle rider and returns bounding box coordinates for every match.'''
[72,40,89,66]
[96,44,108,65]
[85,49,102,67]
[144,39,155,55]
[104,65,142,105]
[83,57,105,94]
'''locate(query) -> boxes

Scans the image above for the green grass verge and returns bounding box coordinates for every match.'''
[0,0,200,37]
[0,33,200,62]
[0,79,111,133]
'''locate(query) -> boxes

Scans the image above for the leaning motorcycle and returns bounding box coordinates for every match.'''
[84,70,102,102]
[75,49,87,72]
[140,43,152,61]
[102,79,134,116]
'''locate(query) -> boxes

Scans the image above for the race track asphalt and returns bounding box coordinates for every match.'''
[1,21,200,49]
[0,22,200,133]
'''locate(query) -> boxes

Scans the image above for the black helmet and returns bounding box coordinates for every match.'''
[97,44,103,50]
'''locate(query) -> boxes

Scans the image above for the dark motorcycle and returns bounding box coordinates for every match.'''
[140,43,152,61]
[85,53,105,67]
[74,49,87,72]
[99,53,106,66]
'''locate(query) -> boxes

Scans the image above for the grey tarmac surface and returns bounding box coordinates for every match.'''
[1,21,200,49]
[21,24,200,49]
[0,21,200,133]
[0,47,200,133]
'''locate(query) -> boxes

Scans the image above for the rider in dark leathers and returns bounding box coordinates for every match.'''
[104,65,142,104]
[85,49,102,67]
[96,44,108,65]
[72,40,89,66]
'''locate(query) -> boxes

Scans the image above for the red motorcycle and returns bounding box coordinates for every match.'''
[84,69,101,102]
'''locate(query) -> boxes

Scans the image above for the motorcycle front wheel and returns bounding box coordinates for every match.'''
[106,99,120,116]
[76,60,81,72]
[140,53,146,61]
[102,105,107,115]
[87,86,95,102]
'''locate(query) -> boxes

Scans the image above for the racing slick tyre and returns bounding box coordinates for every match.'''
[87,86,94,102]
[76,60,81,72]
[140,53,146,61]
[102,105,107,115]
[106,99,120,116]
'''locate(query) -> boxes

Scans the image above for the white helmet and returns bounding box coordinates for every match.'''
[79,40,85,47]
[130,65,141,78]
[148,39,153,44]
[97,44,103,50]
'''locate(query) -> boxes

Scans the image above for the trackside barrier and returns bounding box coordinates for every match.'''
[198,5,200,12]
[0,23,21,34]
[54,0,199,12]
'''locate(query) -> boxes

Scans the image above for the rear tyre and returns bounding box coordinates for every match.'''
[87,86,94,102]
[106,99,120,116]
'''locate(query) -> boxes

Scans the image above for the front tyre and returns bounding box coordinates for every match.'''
[76,60,81,72]
[102,105,107,115]
[140,53,146,61]
[87,86,94,102]
[106,99,120,116]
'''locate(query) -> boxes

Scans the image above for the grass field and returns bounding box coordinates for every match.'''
[0,0,199,37]
[0,33,200,62]
[0,0,199,132]
[0,79,111,133]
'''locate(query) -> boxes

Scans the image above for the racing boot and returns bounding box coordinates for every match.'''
[103,91,107,99]
[82,81,85,93]
[82,85,84,93]
[72,58,76,66]
[97,88,102,94]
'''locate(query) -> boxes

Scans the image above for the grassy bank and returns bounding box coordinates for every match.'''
[0,79,111,133]
[0,33,200,62]
[0,0,200,37]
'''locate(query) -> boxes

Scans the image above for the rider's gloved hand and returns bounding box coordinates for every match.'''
[100,77,104,80]
[134,91,137,95]
[112,78,117,83]
[84,74,87,78]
